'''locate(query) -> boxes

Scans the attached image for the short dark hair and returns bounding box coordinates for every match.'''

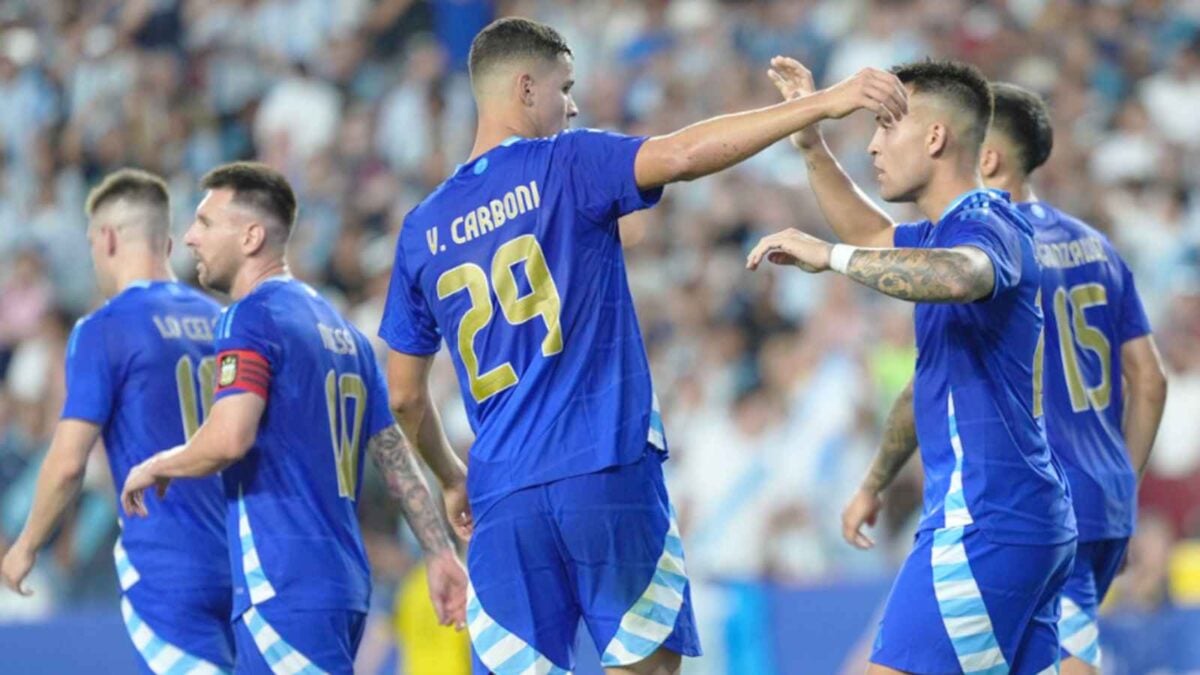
[200,161,297,233]
[85,168,169,217]
[468,17,572,84]
[989,82,1053,175]
[891,59,994,154]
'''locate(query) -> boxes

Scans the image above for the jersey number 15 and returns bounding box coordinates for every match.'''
[1033,283,1112,417]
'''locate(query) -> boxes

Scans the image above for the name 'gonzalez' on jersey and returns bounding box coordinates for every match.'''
[379,130,668,517]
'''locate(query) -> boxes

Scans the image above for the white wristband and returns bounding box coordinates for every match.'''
[830,244,857,274]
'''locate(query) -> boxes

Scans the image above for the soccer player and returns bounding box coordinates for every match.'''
[980,82,1168,675]
[749,59,1077,673]
[378,17,909,675]
[0,169,235,673]
[119,162,466,674]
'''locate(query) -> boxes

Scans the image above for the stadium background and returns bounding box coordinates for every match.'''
[0,0,1198,673]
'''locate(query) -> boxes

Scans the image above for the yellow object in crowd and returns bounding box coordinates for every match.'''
[394,562,472,675]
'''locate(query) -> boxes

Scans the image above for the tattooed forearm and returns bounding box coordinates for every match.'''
[845,246,994,303]
[367,425,453,554]
[862,379,918,495]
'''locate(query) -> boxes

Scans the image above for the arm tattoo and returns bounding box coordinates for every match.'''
[863,380,918,495]
[367,425,453,554]
[845,247,994,303]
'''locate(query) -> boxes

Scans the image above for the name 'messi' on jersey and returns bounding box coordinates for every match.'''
[426,180,542,254]
[1036,236,1109,269]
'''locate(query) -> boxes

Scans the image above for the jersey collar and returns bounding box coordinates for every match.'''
[939,188,993,222]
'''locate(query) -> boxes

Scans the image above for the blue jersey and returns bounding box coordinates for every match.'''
[894,189,1075,545]
[213,277,394,617]
[1021,201,1152,541]
[62,281,229,594]
[380,130,666,518]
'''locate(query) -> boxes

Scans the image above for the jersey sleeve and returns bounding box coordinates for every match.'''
[941,216,1023,300]
[213,296,278,401]
[60,314,115,424]
[559,129,664,223]
[379,235,442,356]
[892,220,930,248]
[1115,255,1152,343]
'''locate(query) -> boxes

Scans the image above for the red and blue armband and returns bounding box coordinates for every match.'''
[214,349,271,400]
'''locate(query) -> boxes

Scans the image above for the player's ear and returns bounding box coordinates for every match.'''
[927,122,947,158]
[518,71,536,108]
[103,225,118,258]
[242,221,267,256]
[979,145,1001,179]
[165,236,174,258]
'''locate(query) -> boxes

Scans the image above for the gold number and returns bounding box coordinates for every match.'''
[437,236,563,403]
[437,263,519,402]
[325,371,367,500]
[1043,283,1112,414]
[493,235,563,357]
[1070,284,1111,411]
[175,355,216,439]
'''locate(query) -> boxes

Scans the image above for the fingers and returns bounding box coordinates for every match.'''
[746,235,781,270]
[155,479,169,500]
[121,487,147,518]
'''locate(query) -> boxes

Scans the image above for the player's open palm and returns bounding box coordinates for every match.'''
[746,228,833,273]
[842,488,882,550]
[426,549,468,630]
[1,543,36,596]
[823,67,908,124]
[767,56,821,150]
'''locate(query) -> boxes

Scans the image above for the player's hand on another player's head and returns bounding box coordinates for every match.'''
[1,541,36,596]
[746,228,833,274]
[820,67,908,124]
[442,480,474,542]
[841,488,882,550]
[426,548,469,631]
[767,56,822,151]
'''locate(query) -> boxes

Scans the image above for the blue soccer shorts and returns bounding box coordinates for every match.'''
[232,603,365,674]
[465,450,702,674]
[871,524,1075,674]
[1057,537,1128,668]
[121,583,235,675]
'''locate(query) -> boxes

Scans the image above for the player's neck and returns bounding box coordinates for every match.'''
[113,256,175,294]
[919,169,986,225]
[468,115,531,161]
[986,174,1036,203]
[231,258,290,301]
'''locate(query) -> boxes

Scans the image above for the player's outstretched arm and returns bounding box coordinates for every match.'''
[767,56,897,248]
[366,424,467,629]
[633,64,907,190]
[1121,335,1168,479]
[747,228,995,303]
[842,378,917,550]
[120,393,263,517]
[1,419,100,596]
[386,351,471,540]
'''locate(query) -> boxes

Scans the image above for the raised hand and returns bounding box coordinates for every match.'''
[820,67,908,124]
[746,228,834,273]
[767,56,821,150]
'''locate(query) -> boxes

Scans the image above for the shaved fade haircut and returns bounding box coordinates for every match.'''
[85,168,172,244]
[891,59,994,156]
[200,161,297,240]
[468,17,572,88]
[990,82,1054,176]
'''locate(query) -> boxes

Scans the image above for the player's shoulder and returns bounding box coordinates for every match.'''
[218,277,298,336]
[1025,201,1115,246]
